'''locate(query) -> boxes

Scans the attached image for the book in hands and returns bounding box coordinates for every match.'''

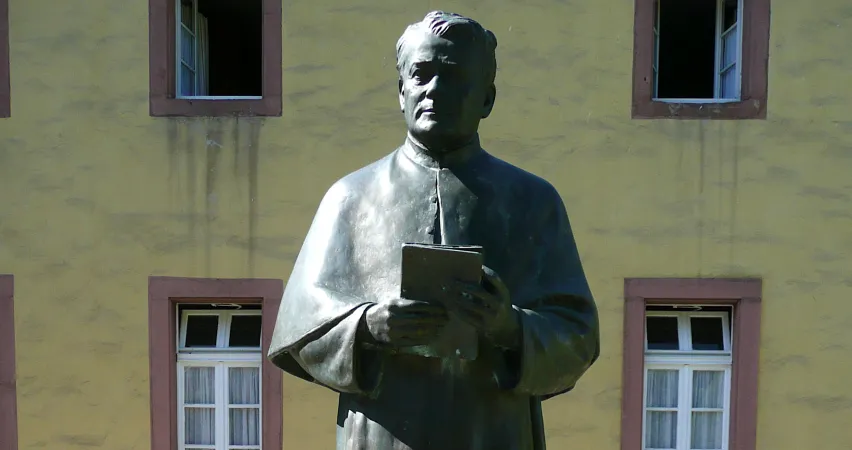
[398,243,483,360]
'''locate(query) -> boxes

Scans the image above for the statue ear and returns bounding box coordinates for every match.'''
[481,84,496,119]
[398,78,405,112]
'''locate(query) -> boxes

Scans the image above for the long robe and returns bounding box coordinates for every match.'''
[268,135,600,450]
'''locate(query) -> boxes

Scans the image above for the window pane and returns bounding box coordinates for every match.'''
[184,366,215,404]
[691,411,724,449]
[229,408,260,445]
[180,65,196,97]
[180,27,196,69]
[647,369,679,408]
[645,411,678,449]
[229,315,262,347]
[647,316,680,350]
[185,407,215,445]
[691,317,725,351]
[229,367,260,404]
[185,315,218,347]
[721,25,738,68]
[692,370,724,408]
[180,0,194,28]
[720,68,737,99]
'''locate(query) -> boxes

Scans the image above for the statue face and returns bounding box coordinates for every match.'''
[398,31,495,152]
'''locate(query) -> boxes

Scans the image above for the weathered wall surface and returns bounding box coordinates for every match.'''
[1,0,851,448]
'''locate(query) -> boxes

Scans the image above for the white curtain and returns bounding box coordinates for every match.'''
[184,366,216,446]
[196,13,209,96]
[646,369,679,449]
[691,371,724,449]
[229,367,261,446]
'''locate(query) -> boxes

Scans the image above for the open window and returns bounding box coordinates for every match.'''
[633,0,770,119]
[176,0,263,99]
[149,0,282,116]
[652,0,742,102]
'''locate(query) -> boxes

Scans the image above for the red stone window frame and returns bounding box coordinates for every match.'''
[0,0,10,118]
[631,0,771,120]
[621,278,762,450]
[148,0,282,117]
[148,276,283,450]
[0,275,17,450]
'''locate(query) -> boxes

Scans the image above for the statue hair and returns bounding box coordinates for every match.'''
[395,11,497,86]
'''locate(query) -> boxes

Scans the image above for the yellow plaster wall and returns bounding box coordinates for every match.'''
[1,0,851,448]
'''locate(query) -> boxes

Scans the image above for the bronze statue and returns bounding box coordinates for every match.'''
[268,11,600,450]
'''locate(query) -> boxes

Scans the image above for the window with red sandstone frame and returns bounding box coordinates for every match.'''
[0,275,17,450]
[631,0,771,119]
[148,277,283,450]
[621,278,762,450]
[148,0,282,117]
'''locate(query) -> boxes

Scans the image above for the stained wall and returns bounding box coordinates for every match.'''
[1,0,851,448]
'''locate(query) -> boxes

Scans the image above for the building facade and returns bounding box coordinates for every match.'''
[1,0,851,449]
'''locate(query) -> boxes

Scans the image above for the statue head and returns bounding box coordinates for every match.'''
[396,11,498,153]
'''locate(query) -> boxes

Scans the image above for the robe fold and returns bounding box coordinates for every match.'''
[268,135,600,450]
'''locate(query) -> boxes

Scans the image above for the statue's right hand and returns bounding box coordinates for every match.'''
[363,298,449,347]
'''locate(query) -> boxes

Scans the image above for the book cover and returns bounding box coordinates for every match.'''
[398,243,483,360]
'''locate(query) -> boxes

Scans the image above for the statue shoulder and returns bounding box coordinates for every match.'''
[484,155,565,207]
[319,153,394,210]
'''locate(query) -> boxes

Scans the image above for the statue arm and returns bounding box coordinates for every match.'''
[267,181,384,397]
[286,299,384,397]
[494,193,600,397]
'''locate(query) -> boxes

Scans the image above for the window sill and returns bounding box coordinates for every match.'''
[150,96,282,117]
[632,98,766,120]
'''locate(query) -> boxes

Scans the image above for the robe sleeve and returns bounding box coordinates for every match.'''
[500,188,600,398]
[267,180,383,397]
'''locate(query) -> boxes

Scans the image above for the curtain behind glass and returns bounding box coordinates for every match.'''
[196,14,209,96]
[229,367,261,446]
[184,366,216,446]
[645,369,679,449]
[691,370,724,449]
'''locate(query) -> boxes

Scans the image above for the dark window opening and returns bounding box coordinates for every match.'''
[646,316,680,350]
[656,0,717,99]
[184,315,219,347]
[179,0,263,97]
[229,315,262,347]
[690,317,725,351]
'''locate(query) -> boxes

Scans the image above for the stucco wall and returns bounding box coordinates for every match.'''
[1,0,851,448]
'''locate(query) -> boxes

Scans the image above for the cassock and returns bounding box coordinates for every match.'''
[268,135,600,450]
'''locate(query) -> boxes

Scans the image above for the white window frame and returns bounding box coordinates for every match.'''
[175,0,263,101]
[643,309,733,450]
[653,0,744,104]
[177,308,263,450]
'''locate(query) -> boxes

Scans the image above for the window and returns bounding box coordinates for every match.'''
[148,277,284,450]
[178,306,263,450]
[0,0,9,118]
[632,0,771,119]
[0,275,17,450]
[644,307,732,450]
[148,0,282,116]
[621,279,762,450]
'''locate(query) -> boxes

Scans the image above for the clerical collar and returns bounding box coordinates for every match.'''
[401,134,484,169]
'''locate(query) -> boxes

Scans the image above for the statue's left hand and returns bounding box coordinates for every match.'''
[453,266,520,349]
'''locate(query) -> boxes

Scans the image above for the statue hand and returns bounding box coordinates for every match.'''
[453,266,520,349]
[364,298,449,348]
